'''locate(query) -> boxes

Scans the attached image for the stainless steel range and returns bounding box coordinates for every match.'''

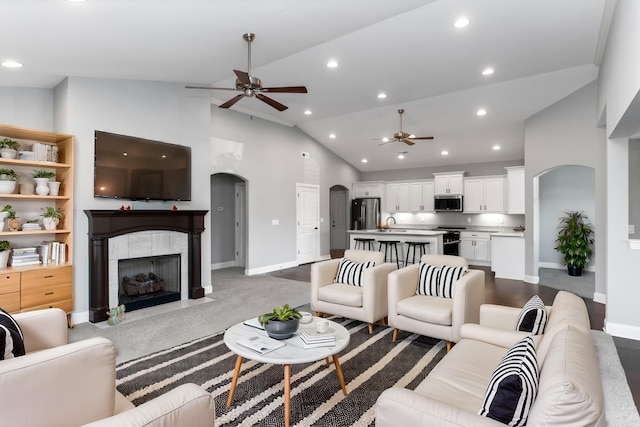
[434,226,465,256]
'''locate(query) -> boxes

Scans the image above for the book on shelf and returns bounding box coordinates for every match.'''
[39,241,67,264]
[236,335,285,354]
[12,247,38,254]
[32,142,58,163]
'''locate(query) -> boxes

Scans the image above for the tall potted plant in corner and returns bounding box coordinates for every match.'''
[554,211,594,276]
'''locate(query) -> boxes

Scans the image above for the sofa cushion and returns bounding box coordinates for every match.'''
[334,258,375,287]
[478,337,538,426]
[515,295,547,335]
[416,262,466,298]
[397,295,452,325]
[318,283,362,307]
[0,308,25,360]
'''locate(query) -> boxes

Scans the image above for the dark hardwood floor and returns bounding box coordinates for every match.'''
[271,258,640,412]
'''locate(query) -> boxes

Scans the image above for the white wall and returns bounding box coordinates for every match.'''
[209,108,360,273]
[0,87,53,129]
[53,77,212,323]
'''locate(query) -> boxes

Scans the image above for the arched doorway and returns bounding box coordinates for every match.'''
[330,185,349,257]
[211,173,247,269]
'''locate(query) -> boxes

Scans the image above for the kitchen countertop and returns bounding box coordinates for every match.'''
[490,231,525,238]
[348,229,445,236]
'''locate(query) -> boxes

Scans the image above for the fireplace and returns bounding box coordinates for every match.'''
[118,254,181,311]
[85,210,208,323]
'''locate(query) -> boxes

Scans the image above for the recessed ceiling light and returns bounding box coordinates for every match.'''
[453,17,470,28]
[123,152,128,156]
[68,0,88,2]
[327,60,338,68]
[361,158,368,163]
[377,92,387,99]
[482,68,494,76]
[304,110,312,115]
[493,145,501,150]
[329,134,336,139]
[1,61,23,68]
[441,150,449,156]
[162,154,167,158]
[398,152,406,159]
[477,109,487,116]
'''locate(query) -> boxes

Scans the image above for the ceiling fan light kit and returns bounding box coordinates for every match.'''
[186,33,307,111]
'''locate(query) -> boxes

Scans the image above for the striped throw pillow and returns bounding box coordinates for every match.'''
[515,295,547,335]
[0,308,25,360]
[416,262,467,298]
[478,337,538,426]
[334,258,375,287]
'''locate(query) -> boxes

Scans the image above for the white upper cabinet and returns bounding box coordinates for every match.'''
[433,172,465,195]
[505,166,525,214]
[353,182,385,198]
[409,181,435,212]
[463,176,505,213]
[385,182,411,212]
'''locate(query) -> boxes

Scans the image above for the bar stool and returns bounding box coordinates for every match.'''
[405,241,430,265]
[353,237,375,251]
[378,240,401,268]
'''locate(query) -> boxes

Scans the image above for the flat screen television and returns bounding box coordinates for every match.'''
[94,130,191,201]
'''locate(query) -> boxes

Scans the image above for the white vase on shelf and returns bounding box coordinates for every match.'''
[47,181,60,196]
[42,217,59,231]
[34,178,50,195]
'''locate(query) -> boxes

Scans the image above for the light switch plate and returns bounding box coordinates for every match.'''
[629,225,635,234]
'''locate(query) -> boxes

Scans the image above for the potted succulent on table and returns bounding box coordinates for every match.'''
[0,240,10,268]
[554,211,594,277]
[258,304,302,340]
[41,206,64,230]
[0,168,18,194]
[32,170,56,195]
[0,137,20,159]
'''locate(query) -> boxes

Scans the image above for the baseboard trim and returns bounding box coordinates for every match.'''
[211,261,236,270]
[538,262,595,272]
[71,311,89,325]
[524,274,539,284]
[246,260,300,276]
[605,321,640,340]
[593,292,607,304]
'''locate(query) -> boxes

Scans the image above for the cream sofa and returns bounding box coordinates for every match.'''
[376,291,605,426]
[0,308,215,427]
[311,249,398,334]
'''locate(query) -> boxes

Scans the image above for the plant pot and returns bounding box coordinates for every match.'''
[0,148,17,159]
[34,177,50,195]
[0,251,9,268]
[263,318,300,340]
[567,265,583,276]
[0,180,16,194]
[47,181,61,196]
[42,217,59,231]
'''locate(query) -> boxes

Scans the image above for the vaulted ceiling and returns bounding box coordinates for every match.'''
[1,0,610,171]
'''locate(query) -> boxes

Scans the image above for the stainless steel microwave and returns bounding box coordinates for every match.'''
[434,194,463,212]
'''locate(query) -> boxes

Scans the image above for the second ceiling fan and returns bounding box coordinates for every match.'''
[186,33,307,111]
[378,109,434,146]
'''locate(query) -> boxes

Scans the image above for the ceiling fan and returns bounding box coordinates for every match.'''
[186,33,307,111]
[377,109,434,146]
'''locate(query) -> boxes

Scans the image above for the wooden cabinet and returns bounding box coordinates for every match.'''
[385,182,410,212]
[463,176,505,213]
[0,125,74,318]
[506,166,525,214]
[433,172,464,195]
[409,181,435,212]
[353,181,385,198]
[460,231,491,263]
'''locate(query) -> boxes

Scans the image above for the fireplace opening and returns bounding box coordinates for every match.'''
[118,254,181,312]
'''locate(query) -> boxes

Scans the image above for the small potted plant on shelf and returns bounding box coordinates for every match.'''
[0,240,11,268]
[554,211,594,277]
[0,137,20,159]
[258,304,302,340]
[32,170,56,196]
[0,168,18,194]
[41,206,64,231]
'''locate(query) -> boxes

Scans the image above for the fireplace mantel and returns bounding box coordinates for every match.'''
[85,210,208,322]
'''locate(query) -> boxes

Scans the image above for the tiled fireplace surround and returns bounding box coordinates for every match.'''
[85,210,207,323]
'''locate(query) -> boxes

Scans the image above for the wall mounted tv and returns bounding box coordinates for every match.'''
[94,131,191,201]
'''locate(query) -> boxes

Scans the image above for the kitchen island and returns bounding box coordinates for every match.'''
[347,229,445,262]
[490,231,525,280]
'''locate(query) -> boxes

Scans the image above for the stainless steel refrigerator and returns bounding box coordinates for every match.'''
[351,197,381,230]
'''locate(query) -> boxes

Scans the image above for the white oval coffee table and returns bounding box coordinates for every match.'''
[224,316,350,427]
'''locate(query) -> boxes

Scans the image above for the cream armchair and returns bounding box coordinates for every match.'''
[0,308,215,427]
[387,254,485,351]
[311,249,398,334]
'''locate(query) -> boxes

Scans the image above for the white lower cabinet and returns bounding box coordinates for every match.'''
[460,231,491,263]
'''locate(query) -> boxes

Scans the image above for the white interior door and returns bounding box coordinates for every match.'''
[330,188,347,250]
[234,182,246,267]
[297,184,319,264]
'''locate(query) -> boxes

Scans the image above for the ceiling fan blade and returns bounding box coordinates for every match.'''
[377,141,394,146]
[256,93,288,111]
[261,86,308,93]
[185,85,238,91]
[219,94,245,109]
[401,139,416,146]
[234,69,251,85]
[407,136,434,140]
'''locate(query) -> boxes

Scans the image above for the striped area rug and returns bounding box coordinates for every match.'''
[116,319,446,426]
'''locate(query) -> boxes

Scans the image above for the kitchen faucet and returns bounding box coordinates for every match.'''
[386,216,397,228]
